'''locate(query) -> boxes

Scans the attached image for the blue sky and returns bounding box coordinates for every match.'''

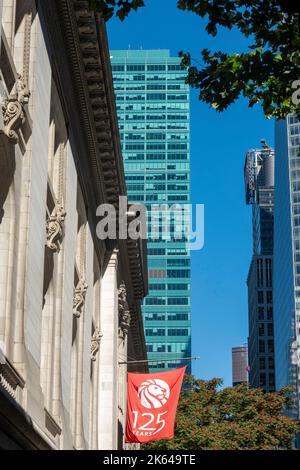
[107,0,274,386]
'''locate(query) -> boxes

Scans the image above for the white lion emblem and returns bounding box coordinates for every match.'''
[138,379,170,409]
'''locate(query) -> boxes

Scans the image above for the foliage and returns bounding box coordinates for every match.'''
[144,376,299,450]
[177,1,300,119]
[88,0,300,119]
[88,0,144,21]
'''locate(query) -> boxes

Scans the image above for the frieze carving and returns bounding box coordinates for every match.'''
[2,74,30,143]
[46,203,66,253]
[73,279,88,318]
[118,282,131,338]
[91,327,102,361]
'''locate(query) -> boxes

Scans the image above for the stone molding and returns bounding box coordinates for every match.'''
[126,237,148,300]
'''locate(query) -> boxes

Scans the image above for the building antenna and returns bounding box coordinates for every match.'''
[260,138,270,149]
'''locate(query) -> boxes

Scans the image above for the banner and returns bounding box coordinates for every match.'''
[125,366,186,443]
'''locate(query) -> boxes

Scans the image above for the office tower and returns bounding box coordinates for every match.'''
[274,115,300,419]
[245,141,276,392]
[232,345,249,386]
[111,50,191,372]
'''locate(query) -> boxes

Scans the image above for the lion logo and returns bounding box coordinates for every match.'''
[138,379,170,409]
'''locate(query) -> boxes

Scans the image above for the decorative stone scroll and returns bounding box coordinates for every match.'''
[1,74,30,143]
[91,327,103,361]
[73,279,88,318]
[118,282,131,338]
[46,203,66,253]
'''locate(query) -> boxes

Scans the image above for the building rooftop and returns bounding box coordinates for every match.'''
[110,49,171,59]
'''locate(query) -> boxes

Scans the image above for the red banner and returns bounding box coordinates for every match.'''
[125,367,186,443]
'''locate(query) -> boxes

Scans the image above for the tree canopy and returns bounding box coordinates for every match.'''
[88,0,145,21]
[143,377,299,450]
[88,0,300,119]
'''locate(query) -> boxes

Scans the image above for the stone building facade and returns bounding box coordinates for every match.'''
[0,0,148,450]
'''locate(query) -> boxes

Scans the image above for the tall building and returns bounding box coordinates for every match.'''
[245,141,275,392]
[232,345,249,386]
[111,50,191,372]
[274,115,300,419]
[0,1,148,450]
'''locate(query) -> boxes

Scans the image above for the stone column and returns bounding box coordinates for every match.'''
[1,1,16,50]
[98,250,119,450]
[0,2,3,51]
[74,307,85,449]
[117,334,127,449]
[0,0,3,133]
[117,283,130,449]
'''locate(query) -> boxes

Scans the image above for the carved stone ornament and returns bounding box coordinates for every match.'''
[73,279,88,318]
[46,203,66,253]
[91,327,103,361]
[120,310,131,338]
[2,74,30,143]
[118,282,131,337]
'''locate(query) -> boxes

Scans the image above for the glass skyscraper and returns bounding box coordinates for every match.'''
[274,115,300,420]
[244,142,275,392]
[110,50,191,372]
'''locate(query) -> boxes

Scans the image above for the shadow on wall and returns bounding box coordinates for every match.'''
[118,418,124,450]
[0,136,16,224]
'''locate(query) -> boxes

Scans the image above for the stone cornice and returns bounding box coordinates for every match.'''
[118,236,148,369]
[117,234,148,315]
[126,237,148,300]
[0,387,53,450]
[94,15,127,199]
[127,302,148,373]
[64,0,126,208]
[0,356,25,400]
[56,0,107,205]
